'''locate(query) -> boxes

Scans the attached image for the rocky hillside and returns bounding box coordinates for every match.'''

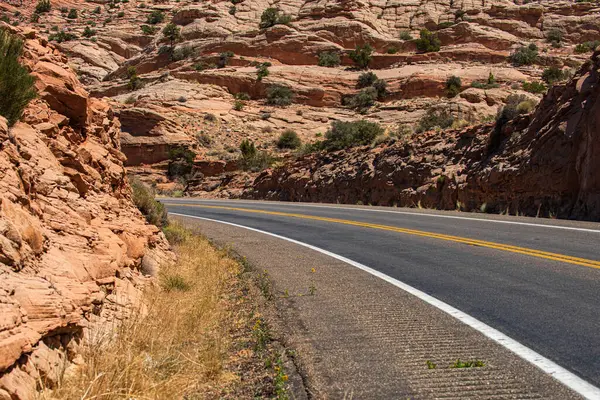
[0,23,171,399]
[244,48,600,220]
[2,0,598,195]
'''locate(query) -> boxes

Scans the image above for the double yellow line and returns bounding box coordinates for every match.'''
[175,204,600,270]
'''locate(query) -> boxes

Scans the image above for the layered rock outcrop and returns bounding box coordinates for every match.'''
[0,24,172,399]
[244,50,600,220]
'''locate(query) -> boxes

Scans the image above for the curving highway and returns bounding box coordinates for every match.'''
[163,198,600,398]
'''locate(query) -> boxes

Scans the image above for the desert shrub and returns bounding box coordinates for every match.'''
[546,29,563,47]
[127,66,143,90]
[417,110,453,132]
[30,13,40,23]
[162,224,190,245]
[266,85,294,106]
[437,21,454,29]
[117,11,125,18]
[323,120,383,151]
[0,30,37,126]
[35,0,51,14]
[490,94,535,153]
[147,10,165,24]
[399,31,412,40]
[348,87,378,112]
[93,6,101,14]
[82,26,96,38]
[239,139,273,171]
[357,71,378,88]
[318,51,341,67]
[255,62,271,81]
[415,29,441,52]
[522,81,546,93]
[48,30,77,43]
[233,100,244,111]
[67,8,78,19]
[229,6,236,15]
[235,92,250,100]
[446,75,462,97]
[372,79,387,98]
[510,43,538,66]
[454,9,466,21]
[541,67,567,84]
[277,129,301,149]
[163,22,181,45]
[141,24,157,35]
[172,45,194,61]
[259,8,291,28]
[130,176,168,227]
[574,40,600,53]
[348,44,373,69]
[168,146,195,180]
[516,99,536,114]
[60,6,68,13]
[217,51,234,68]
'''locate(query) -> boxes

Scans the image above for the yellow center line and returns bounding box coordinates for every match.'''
[173,204,600,270]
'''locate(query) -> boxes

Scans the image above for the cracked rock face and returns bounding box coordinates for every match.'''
[0,23,173,399]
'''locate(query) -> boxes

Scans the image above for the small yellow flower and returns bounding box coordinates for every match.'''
[282,375,288,381]
[311,268,316,273]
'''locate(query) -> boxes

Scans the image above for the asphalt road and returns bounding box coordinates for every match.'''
[163,198,600,391]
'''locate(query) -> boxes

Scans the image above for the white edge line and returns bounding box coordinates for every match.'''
[168,199,600,234]
[171,212,600,400]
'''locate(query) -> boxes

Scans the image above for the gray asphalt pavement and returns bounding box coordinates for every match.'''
[163,198,600,394]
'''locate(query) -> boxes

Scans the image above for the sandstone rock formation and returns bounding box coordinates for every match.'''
[243,49,600,220]
[0,23,172,399]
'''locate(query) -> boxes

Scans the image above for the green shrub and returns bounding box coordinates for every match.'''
[233,99,244,111]
[48,30,77,43]
[235,92,250,100]
[266,85,294,106]
[318,51,341,67]
[141,24,157,35]
[348,87,377,112]
[162,224,190,245]
[217,51,234,68]
[541,67,567,84]
[510,43,538,66]
[67,8,78,19]
[239,139,273,171]
[163,22,181,44]
[0,30,37,126]
[357,71,378,88]
[454,9,466,21]
[35,0,51,14]
[574,40,600,53]
[323,120,383,151]
[386,47,398,54]
[147,10,165,24]
[348,44,373,69]
[277,130,301,149]
[490,94,534,153]
[372,79,387,98]
[256,62,271,81]
[522,81,546,93]
[117,11,125,18]
[93,6,101,14]
[130,176,168,227]
[417,110,453,132]
[127,66,143,90]
[446,75,462,97]
[437,21,454,29]
[167,146,195,180]
[415,29,441,52]
[546,29,563,46]
[172,45,194,61]
[259,8,291,28]
[162,274,191,292]
[83,26,96,38]
[30,13,40,23]
[399,31,412,40]
[240,139,256,158]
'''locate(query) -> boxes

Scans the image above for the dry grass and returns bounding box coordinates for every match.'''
[41,222,248,399]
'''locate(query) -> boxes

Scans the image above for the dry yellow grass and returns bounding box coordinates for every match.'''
[42,222,242,399]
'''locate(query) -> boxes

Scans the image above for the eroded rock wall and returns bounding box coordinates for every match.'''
[0,24,172,399]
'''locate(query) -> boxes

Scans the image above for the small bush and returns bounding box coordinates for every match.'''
[546,29,563,46]
[277,129,301,149]
[229,6,236,15]
[163,223,190,245]
[127,66,143,90]
[357,71,378,88]
[130,176,168,227]
[162,274,191,292]
[168,146,195,180]
[30,13,40,23]
[259,8,291,28]
[490,94,535,153]
[348,44,373,69]
[323,120,384,151]
[541,67,567,84]
[266,85,294,106]
[522,81,547,93]
[147,10,165,24]
[82,26,96,38]
[417,110,453,132]
[348,87,378,112]
[510,43,538,66]
[516,99,536,114]
[239,139,273,171]
[446,75,462,97]
[415,29,441,52]
[35,0,51,14]
[373,79,387,98]
[438,21,454,29]
[0,30,37,126]
[318,51,341,67]
[67,8,78,19]
[387,47,398,54]
[172,45,194,61]
[48,30,77,43]
[233,99,244,111]
[217,51,234,68]
[141,24,157,35]
[163,22,181,44]
[574,40,600,53]
[117,11,125,18]
[93,6,101,14]
[255,62,271,81]
[399,31,412,40]
[235,92,250,100]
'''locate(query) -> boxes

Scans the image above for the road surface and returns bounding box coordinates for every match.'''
[163,198,600,398]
